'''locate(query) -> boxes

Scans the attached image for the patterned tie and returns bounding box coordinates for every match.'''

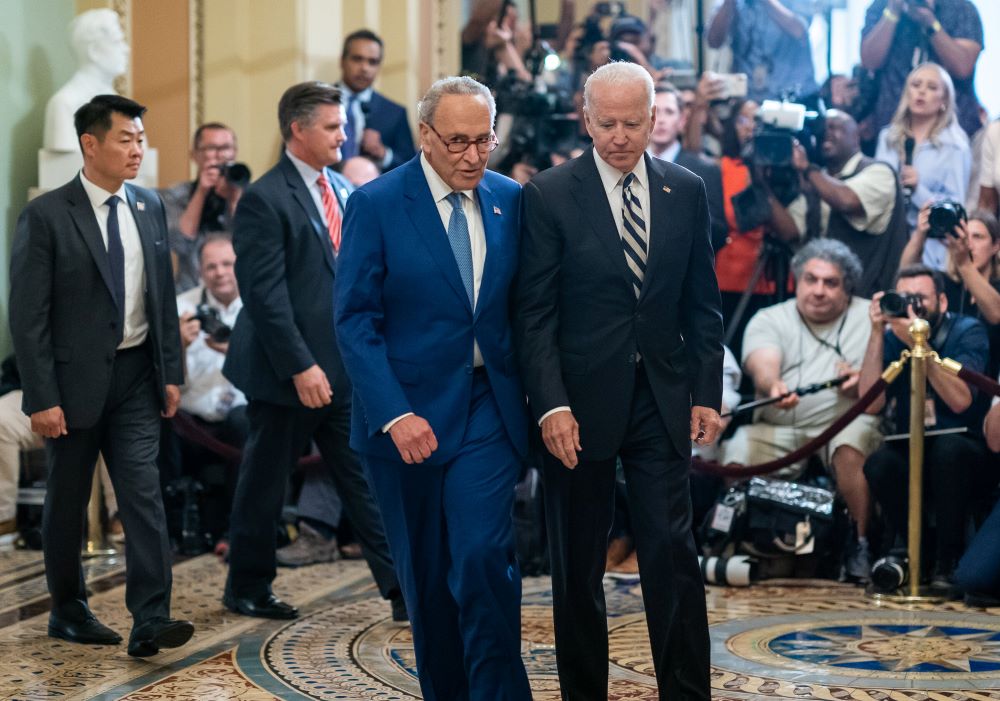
[445,192,475,307]
[317,172,342,251]
[341,96,358,159]
[105,195,126,325]
[621,173,647,298]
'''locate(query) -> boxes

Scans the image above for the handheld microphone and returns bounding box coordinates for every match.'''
[902,136,915,203]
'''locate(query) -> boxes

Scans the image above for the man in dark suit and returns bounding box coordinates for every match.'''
[10,95,193,657]
[648,84,728,253]
[337,29,415,171]
[222,81,402,621]
[335,76,531,700]
[515,63,725,701]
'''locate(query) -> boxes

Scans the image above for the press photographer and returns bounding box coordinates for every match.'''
[859,264,993,590]
[160,122,248,293]
[786,109,908,298]
[901,205,1000,377]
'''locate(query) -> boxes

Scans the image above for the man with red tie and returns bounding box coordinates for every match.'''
[222,81,403,621]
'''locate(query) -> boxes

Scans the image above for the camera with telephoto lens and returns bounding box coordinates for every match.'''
[926,200,967,239]
[217,162,251,188]
[194,304,231,343]
[879,291,925,318]
[870,552,908,593]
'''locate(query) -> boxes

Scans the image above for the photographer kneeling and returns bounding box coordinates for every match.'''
[902,206,1000,378]
[859,265,993,591]
[787,110,908,298]
[719,240,882,581]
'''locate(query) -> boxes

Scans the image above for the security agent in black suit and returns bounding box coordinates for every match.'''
[515,63,724,701]
[648,84,728,254]
[9,95,193,657]
[222,81,402,620]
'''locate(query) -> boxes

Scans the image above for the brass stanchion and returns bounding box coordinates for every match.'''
[871,319,944,603]
[83,462,116,557]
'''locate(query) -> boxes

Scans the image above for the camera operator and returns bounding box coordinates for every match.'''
[859,264,993,589]
[706,0,817,103]
[720,240,883,580]
[176,234,246,438]
[786,110,907,298]
[713,98,801,353]
[861,0,984,139]
[903,207,1000,377]
[160,123,245,293]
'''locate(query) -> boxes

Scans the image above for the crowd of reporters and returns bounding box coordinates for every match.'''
[4,0,1000,612]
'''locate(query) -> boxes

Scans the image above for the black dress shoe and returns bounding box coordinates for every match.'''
[223,593,298,619]
[390,595,409,623]
[48,612,122,645]
[127,617,195,657]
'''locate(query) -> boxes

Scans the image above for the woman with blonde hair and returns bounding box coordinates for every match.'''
[876,61,971,270]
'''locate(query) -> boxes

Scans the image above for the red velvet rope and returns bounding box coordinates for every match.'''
[958,366,1000,398]
[170,410,322,468]
[693,378,889,478]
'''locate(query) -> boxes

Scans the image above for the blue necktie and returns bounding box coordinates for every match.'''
[445,192,474,307]
[342,96,358,159]
[105,195,126,324]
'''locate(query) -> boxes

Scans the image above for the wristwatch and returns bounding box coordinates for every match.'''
[928,19,943,35]
[882,7,899,23]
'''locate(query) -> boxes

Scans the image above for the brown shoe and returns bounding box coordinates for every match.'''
[106,515,125,543]
[606,550,640,581]
[605,536,632,572]
[276,522,340,567]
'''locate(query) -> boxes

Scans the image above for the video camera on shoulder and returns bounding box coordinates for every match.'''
[194,304,232,344]
[879,291,925,319]
[926,200,967,240]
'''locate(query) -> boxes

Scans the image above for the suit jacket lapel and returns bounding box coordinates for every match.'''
[125,184,159,299]
[67,176,118,305]
[280,156,336,274]
[571,150,634,298]
[404,160,473,312]
[474,179,503,321]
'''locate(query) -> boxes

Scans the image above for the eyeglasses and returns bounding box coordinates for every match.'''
[427,124,499,154]
[196,144,235,155]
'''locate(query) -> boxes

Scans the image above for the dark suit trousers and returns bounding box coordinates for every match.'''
[543,364,710,701]
[44,343,172,625]
[363,372,531,701]
[225,396,399,601]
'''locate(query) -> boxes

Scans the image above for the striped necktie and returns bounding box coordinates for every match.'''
[317,172,342,252]
[621,172,647,298]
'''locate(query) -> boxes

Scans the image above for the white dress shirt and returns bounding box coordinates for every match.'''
[79,171,148,349]
[382,154,488,434]
[285,149,346,240]
[539,150,652,426]
[176,286,247,422]
[339,84,394,170]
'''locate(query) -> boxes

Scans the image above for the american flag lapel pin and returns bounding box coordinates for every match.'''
[493,205,502,215]
[662,185,671,194]
[136,201,146,211]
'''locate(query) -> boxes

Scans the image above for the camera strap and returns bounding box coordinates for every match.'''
[796,308,847,360]
[931,311,955,352]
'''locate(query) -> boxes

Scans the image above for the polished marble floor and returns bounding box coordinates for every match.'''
[1,548,999,700]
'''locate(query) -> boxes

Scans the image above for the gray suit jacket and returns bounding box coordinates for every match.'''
[9,175,183,428]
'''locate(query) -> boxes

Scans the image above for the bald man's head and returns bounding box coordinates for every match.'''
[821,109,860,170]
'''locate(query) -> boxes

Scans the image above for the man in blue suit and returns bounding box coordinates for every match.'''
[337,29,415,171]
[222,81,401,621]
[335,76,531,700]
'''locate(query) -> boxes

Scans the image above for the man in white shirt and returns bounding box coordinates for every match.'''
[720,238,883,580]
